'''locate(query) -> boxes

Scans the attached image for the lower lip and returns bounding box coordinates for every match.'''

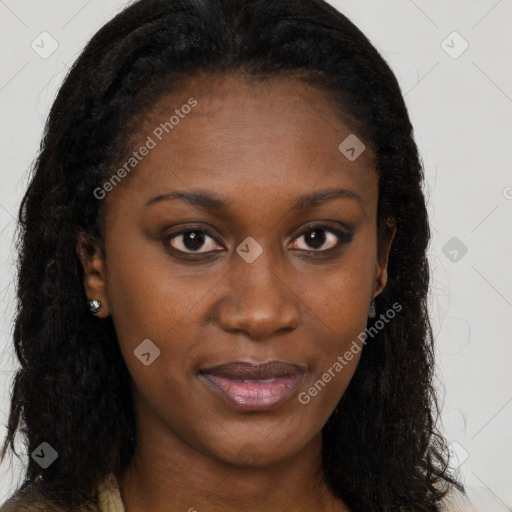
[200,373,302,411]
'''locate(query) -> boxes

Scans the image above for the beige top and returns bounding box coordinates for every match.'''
[0,473,508,511]
[0,474,123,512]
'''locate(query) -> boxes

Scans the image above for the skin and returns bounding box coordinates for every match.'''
[78,73,395,512]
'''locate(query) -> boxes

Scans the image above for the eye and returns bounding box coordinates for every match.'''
[165,228,223,254]
[288,223,353,252]
[164,222,353,258]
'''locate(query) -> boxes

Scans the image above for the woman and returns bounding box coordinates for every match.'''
[0,0,484,510]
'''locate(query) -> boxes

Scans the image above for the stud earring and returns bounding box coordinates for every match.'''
[87,298,102,315]
[368,298,376,319]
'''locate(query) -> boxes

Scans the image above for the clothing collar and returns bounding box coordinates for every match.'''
[97,473,125,512]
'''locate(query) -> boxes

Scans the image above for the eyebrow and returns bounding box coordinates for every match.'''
[144,187,364,211]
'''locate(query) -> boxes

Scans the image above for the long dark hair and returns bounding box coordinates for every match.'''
[1,0,463,510]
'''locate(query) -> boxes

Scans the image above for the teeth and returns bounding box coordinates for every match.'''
[240,377,278,383]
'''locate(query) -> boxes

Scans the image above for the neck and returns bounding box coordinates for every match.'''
[117,421,349,512]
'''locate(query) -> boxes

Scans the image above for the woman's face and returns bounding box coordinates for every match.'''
[81,74,394,468]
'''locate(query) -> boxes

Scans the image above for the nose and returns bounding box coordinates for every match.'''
[217,248,300,341]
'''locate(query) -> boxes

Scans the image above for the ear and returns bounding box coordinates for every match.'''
[76,231,111,318]
[373,217,396,297]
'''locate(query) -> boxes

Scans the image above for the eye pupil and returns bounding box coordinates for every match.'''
[184,231,205,251]
[305,228,326,249]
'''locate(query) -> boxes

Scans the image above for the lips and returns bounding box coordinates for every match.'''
[199,360,307,411]
[201,360,306,380]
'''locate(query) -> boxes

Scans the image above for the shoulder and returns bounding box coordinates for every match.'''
[438,484,509,512]
[0,474,123,512]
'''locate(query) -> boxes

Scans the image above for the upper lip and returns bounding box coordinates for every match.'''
[199,360,307,380]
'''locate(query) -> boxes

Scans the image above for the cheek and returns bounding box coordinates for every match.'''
[295,246,376,404]
[295,311,364,426]
[302,245,376,342]
[103,233,198,374]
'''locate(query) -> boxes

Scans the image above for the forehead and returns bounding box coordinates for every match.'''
[105,73,377,218]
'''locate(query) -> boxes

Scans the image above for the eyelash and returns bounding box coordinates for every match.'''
[163,223,353,259]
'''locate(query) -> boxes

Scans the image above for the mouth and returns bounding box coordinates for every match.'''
[198,360,307,411]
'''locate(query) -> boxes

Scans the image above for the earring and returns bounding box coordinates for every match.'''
[368,298,376,319]
[87,298,102,315]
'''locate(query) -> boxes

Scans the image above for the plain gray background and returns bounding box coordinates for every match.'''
[1,0,511,508]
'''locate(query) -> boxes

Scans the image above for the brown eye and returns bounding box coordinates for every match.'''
[289,224,353,252]
[166,229,222,254]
